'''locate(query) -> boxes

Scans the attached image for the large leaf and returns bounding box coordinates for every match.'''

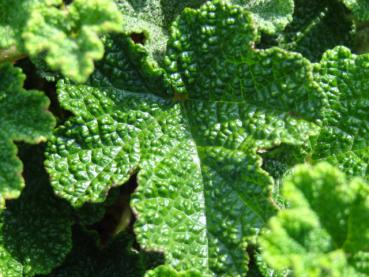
[0,63,54,207]
[260,163,369,276]
[45,1,324,275]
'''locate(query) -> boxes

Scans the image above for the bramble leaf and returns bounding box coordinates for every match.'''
[45,1,325,275]
[0,63,54,207]
[260,163,369,277]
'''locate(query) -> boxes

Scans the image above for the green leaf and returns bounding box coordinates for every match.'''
[45,1,324,275]
[263,47,369,183]
[0,63,54,207]
[114,0,206,68]
[145,265,202,277]
[308,47,369,178]
[114,0,293,70]
[0,0,36,49]
[341,0,369,21]
[23,0,123,83]
[233,0,294,34]
[0,145,73,276]
[0,0,123,82]
[259,163,369,277]
[89,34,166,94]
[269,0,354,61]
[49,226,152,277]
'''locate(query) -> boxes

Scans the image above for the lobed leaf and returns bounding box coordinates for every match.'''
[45,1,327,275]
[0,0,123,82]
[260,163,369,277]
[0,63,54,207]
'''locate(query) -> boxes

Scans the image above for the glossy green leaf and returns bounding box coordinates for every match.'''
[114,0,205,68]
[263,46,369,184]
[308,47,369,179]
[45,1,326,275]
[260,163,369,277]
[0,63,54,207]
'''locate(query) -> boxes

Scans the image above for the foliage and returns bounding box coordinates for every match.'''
[0,0,369,276]
[260,163,369,276]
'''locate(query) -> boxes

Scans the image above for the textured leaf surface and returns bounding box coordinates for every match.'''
[260,163,369,277]
[263,47,369,184]
[145,265,201,277]
[308,47,369,179]
[0,145,73,276]
[46,1,325,275]
[0,64,54,207]
[115,0,205,67]
[233,0,294,34]
[89,34,166,94]
[0,0,122,82]
[114,0,293,69]
[24,0,123,82]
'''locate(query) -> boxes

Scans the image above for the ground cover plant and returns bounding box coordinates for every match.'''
[0,0,369,276]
